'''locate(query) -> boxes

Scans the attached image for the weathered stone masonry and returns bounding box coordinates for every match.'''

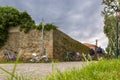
[0,27,53,58]
[0,27,90,60]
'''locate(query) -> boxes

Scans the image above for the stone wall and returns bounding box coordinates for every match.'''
[0,27,90,60]
[53,29,90,60]
[0,28,53,58]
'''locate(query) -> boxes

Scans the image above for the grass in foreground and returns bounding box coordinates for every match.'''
[43,59,120,80]
[0,59,120,80]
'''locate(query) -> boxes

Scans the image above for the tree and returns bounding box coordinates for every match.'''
[19,11,35,33]
[0,6,35,47]
[104,16,116,56]
[0,6,20,28]
[0,25,8,47]
[0,6,58,48]
[102,0,120,56]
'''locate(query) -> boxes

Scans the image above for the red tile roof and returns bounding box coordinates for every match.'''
[83,43,97,51]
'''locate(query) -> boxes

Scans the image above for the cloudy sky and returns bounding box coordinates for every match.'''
[0,0,108,49]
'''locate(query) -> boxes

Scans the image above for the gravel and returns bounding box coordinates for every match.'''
[0,62,87,80]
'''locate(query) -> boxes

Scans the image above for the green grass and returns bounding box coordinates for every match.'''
[1,57,120,80]
[0,52,23,80]
[43,59,120,80]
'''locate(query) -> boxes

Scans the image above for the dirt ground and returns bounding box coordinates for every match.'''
[0,62,87,80]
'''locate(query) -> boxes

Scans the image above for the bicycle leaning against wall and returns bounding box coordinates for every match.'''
[3,50,17,62]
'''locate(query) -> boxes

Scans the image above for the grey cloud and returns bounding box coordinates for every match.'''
[0,0,108,48]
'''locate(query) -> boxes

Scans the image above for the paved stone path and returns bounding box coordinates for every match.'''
[0,62,87,80]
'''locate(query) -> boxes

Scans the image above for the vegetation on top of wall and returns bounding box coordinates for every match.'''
[37,23,57,31]
[0,6,57,48]
[0,6,35,47]
[19,11,35,33]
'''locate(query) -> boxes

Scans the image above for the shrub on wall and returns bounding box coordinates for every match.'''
[37,23,57,31]
[0,6,35,47]
[19,11,35,33]
[0,6,58,48]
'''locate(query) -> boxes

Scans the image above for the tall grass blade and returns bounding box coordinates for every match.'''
[0,66,17,78]
[11,52,21,80]
[88,54,92,61]
[82,53,88,62]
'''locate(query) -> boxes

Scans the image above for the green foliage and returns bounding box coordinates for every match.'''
[37,22,42,30]
[64,51,74,61]
[44,59,120,80]
[104,16,116,55]
[0,25,8,47]
[45,23,57,30]
[0,6,21,47]
[0,6,58,48]
[19,11,35,33]
[0,52,21,80]
[37,23,57,30]
[0,6,20,27]
[102,0,120,56]
[0,6,35,47]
